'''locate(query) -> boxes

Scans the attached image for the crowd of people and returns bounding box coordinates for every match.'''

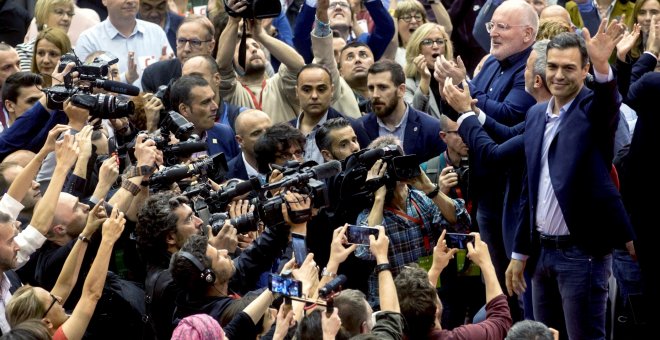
[0,0,657,339]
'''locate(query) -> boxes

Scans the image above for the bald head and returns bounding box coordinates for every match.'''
[540,5,572,27]
[234,110,272,158]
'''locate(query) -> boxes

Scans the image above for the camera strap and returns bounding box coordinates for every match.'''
[386,198,431,253]
[241,80,267,111]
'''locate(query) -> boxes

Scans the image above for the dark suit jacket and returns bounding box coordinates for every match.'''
[288,107,371,149]
[141,58,182,94]
[226,153,249,180]
[206,123,240,161]
[520,79,633,256]
[358,106,444,164]
[0,102,67,161]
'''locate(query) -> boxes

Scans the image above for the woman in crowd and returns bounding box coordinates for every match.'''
[393,0,428,67]
[628,0,660,62]
[404,22,453,119]
[16,0,76,72]
[30,28,72,87]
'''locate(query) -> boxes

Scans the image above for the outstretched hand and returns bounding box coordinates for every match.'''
[583,18,625,73]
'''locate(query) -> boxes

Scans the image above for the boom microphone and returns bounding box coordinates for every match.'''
[276,160,342,188]
[93,79,140,96]
[162,141,208,155]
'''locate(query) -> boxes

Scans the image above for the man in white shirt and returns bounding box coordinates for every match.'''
[75,0,173,86]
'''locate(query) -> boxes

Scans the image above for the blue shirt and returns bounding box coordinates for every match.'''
[75,18,173,84]
[468,47,536,126]
[376,105,409,150]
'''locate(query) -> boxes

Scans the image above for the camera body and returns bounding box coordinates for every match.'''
[44,51,134,119]
[209,212,258,235]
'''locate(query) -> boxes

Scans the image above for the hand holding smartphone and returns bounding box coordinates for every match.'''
[445,233,475,249]
[292,233,307,267]
[346,225,379,245]
[269,274,303,298]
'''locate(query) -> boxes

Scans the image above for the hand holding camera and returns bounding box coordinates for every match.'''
[367,160,387,199]
[439,165,459,194]
[328,225,358,267]
[208,220,239,253]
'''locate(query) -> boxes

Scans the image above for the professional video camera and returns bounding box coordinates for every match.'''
[148,152,228,191]
[328,145,421,213]
[43,51,139,118]
[240,160,340,228]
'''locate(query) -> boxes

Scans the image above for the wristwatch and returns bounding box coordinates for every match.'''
[321,267,337,278]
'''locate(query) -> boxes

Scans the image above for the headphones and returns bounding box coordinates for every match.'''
[179,251,216,284]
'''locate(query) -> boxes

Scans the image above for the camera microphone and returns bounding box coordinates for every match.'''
[275,160,341,189]
[319,274,347,298]
[93,79,140,96]
[162,141,207,155]
[310,160,342,180]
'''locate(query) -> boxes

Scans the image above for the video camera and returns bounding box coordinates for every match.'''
[329,145,421,212]
[43,51,138,119]
[148,152,228,191]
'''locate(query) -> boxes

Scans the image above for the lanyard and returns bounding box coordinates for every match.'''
[385,197,432,252]
[242,80,267,110]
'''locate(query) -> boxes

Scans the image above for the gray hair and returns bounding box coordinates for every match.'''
[505,320,554,340]
[532,39,550,80]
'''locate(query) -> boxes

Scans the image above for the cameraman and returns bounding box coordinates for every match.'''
[355,135,470,307]
[169,75,239,160]
[0,63,85,161]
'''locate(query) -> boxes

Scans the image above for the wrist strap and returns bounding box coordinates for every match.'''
[375,263,391,274]
[121,179,141,196]
[127,165,156,178]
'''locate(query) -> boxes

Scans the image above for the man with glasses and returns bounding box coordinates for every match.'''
[254,123,306,175]
[142,15,215,93]
[138,0,184,55]
[435,0,538,323]
[76,0,173,86]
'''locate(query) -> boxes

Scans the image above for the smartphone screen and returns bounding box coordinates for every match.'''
[346,225,379,245]
[269,274,302,297]
[445,233,475,249]
[292,233,307,267]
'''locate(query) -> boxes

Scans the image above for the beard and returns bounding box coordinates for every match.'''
[244,61,266,77]
[371,95,398,118]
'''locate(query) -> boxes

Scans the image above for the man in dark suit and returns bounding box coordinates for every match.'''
[358,60,444,164]
[226,109,272,181]
[142,15,215,93]
[288,64,369,164]
[451,25,635,339]
[169,75,239,160]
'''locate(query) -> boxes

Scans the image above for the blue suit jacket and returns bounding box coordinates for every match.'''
[226,153,249,180]
[206,123,240,161]
[462,78,634,257]
[0,102,67,161]
[358,106,444,164]
[468,48,537,126]
[288,107,371,149]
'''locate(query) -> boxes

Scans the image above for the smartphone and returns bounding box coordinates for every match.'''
[346,225,379,245]
[268,274,303,298]
[292,233,307,267]
[445,233,475,249]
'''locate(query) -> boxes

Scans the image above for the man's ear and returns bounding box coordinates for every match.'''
[397,83,406,98]
[3,99,15,115]
[523,26,534,43]
[534,74,544,89]
[165,231,177,247]
[52,225,66,235]
[235,134,243,147]
[321,149,333,162]
[178,103,189,117]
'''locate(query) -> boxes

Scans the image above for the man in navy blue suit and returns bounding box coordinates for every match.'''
[169,75,239,160]
[358,60,444,164]
[226,109,272,181]
[449,24,635,339]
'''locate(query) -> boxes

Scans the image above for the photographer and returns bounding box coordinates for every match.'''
[355,135,470,307]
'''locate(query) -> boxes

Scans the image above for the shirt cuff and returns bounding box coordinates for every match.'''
[511,252,529,261]
[313,15,332,37]
[456,111,476,126]
[644,51,659,59]
[0,194,25,220]
[15,225,48,268]
[305,0,317,7]
[593,66,613,83]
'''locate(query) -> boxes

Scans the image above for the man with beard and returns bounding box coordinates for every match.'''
[358,60,444,164]
[142,14,215,92]
[216,2,306,123]
[138,0,184,55]
[75,0,173,86]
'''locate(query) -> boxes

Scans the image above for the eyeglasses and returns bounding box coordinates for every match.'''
[275,149,304,161]
[42,293,61,318]
[329,2,350,9]
[399,14,424,23]
[52,8,75,17]
[485,21,528,33]
[420,38,446,47]
[176,38,212,48]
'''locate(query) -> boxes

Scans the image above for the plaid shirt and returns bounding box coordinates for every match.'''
[356,187,470,306]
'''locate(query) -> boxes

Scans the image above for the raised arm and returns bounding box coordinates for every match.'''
[253,19,305,72]
[61,207,125,340]
[369,225,399,312]
[51,200,107,303]
[364,0,395,60]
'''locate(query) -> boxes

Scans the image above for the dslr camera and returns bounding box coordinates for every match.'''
[43,51,137,119]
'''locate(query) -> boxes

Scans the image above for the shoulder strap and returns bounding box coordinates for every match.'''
[425,155,442,184]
